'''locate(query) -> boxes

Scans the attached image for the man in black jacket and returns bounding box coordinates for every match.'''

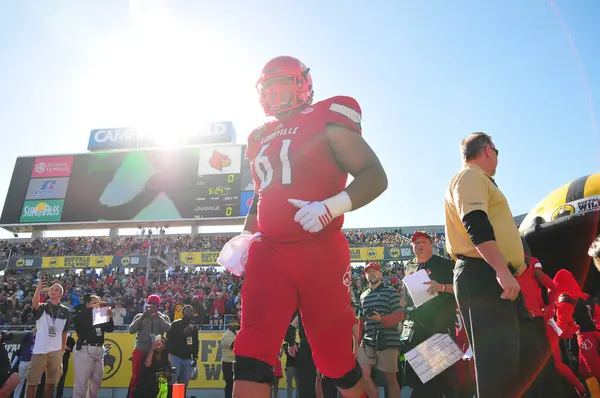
[166,305,198,390]
[402,232,462,398]
[73,294,115,398]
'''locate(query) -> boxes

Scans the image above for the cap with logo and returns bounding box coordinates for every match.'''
[411,231,431,243]
[365,262,381,272]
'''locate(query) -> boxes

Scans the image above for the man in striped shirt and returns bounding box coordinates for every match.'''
[357,262,404,398]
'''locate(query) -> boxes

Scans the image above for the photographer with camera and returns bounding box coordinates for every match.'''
[27,275,70,398]
[166,305,198,392]
[72,294,115,398]
[357,262,404,398]
[133,336,172,398]
[128,295,170,398]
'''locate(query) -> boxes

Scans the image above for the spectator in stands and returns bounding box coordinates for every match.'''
[112,302,126,328]
[128,295,170,398]
[166,305,198,391]
[27,278,70,398]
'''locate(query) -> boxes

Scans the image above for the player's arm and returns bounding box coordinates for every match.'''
[242,187,259,234]
[326,125,387,211]
[556,294,579,337]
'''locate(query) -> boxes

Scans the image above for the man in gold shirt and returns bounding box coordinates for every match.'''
[445,132,524,398]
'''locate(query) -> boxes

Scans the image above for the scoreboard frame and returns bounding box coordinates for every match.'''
[0,144,249,233]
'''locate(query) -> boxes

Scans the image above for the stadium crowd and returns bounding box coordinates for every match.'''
[0,229,446,259]
[0,230,432,329]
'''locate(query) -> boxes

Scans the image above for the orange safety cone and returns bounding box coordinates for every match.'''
[586,377,600,398]
[172,383,185,398]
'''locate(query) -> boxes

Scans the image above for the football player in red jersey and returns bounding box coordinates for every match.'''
[232,56,387,398]
[554,269,600,384]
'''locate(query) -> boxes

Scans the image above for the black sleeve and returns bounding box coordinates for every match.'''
[193,327,199,359]
[462,210,496,245]
[67,336,76,350]
[104,318,115,333]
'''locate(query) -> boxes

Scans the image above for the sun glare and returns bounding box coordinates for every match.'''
[79,1,265,151]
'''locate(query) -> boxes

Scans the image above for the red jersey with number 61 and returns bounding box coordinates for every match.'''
[246,96,362,242]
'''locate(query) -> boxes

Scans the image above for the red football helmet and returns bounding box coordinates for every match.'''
[256,56,314,117]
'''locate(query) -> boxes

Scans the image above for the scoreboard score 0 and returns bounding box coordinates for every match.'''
[0,145,255,226]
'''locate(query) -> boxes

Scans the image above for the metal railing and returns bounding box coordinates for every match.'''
[0,315,239,333]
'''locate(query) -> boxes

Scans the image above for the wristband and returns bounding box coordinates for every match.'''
[322,191,353,218]
[441,284,446,293]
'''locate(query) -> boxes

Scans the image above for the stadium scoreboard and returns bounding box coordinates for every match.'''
[0,145,256,228]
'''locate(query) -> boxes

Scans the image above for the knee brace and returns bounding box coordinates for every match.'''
[324,360,362,390]
[233,356,274,384]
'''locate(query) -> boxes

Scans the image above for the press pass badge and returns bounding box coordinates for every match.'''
[48,326,56,337]
[186,336,193,346]
[96,327,102,337]
[400,320,415,342]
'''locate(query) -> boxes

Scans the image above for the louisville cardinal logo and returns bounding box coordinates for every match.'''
[209,150,232,171]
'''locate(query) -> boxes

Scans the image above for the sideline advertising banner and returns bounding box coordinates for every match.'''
[4,331,290,389]
[6,255,151,269]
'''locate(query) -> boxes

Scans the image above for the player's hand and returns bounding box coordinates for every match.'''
[367,311,382,322]
[496,269,520,301]
[542,305,556,320]
[288,199,334,233]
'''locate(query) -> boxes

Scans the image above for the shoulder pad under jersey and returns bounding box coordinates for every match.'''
[321,96,362,134]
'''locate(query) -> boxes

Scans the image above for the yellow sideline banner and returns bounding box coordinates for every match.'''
[349,247,384,261]
[180,246,386,265]
[62,332,289,388]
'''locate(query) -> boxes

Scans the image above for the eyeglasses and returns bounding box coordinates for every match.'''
[491,146,499,156]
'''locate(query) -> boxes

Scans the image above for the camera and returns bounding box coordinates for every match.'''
[365,308,376,318]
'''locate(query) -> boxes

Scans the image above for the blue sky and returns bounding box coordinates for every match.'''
[0,0,598,238]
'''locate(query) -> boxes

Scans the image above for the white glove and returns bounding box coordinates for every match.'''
[288,192,352,233]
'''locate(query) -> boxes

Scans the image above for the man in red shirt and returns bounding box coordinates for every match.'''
[233,56,387,398]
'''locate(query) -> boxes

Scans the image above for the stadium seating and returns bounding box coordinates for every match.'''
[0,230,445,328]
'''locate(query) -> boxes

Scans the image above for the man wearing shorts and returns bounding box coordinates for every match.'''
[27,277,71,398]
[358,262,404,398]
